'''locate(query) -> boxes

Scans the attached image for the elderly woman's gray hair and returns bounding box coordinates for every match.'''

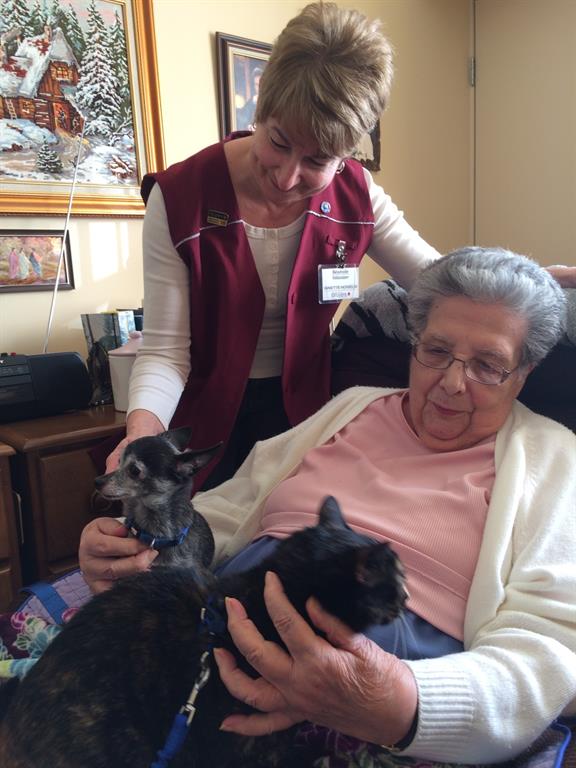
[254,2,394,158]
[407,246,567,367]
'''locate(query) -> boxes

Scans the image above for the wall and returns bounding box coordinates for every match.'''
[0,0,471,356]
[475,0,576,266]
[153,0,472,288]
[0,215,144,355]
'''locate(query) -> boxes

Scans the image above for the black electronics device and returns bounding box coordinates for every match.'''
[0,352,92,423]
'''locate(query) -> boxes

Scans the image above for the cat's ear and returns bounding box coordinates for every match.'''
[162,426,193,451]
[175,443,222,476]
[317,496,349,530]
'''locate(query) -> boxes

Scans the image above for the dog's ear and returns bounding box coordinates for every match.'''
[175,443,222,476]
[163,427,193,451]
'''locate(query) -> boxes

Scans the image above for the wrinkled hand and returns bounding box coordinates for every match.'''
[79,517,157,594]
[214,571,417,746]
[547,265,576,289]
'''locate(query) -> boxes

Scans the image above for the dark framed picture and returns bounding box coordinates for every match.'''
[0,0,165,217]
[351,123,381,172]
[216,32,272,137]
[0,230,74,293]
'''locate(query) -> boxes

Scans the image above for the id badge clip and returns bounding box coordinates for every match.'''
[318,240,360,304]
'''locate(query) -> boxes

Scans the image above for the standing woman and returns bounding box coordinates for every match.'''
[105,2,576,488]
[107,2,440,487]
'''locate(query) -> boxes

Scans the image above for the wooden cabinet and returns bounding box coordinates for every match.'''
[0,407,125,585]
[0,442,22,610]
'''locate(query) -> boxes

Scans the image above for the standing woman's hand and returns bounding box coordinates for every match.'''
[105,408,166,473]
[547,265,576,288]
[214,571,418,747]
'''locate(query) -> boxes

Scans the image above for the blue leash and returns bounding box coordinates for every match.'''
[150,598,227,768]
[150,651,212,768]
[551,719,573,768]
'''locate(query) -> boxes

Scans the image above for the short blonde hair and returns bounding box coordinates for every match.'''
[255,2,394,157]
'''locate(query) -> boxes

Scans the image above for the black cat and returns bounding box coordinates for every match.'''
[0,497,407,768]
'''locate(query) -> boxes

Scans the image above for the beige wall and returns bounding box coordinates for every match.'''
[0,0,471,356]
[154,0,472,289]
[0,215,144,355]
[475,0,576,266]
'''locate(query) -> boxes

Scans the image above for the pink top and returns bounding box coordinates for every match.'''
[258,392,496,640]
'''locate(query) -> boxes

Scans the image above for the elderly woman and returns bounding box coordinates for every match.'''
[81,247,576,764]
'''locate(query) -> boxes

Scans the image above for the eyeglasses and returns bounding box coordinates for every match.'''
[412,344,519,386]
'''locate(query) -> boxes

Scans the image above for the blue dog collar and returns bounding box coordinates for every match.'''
[124,517,190,550]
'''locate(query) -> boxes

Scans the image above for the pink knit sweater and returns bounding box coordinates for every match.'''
[258,392,495,640]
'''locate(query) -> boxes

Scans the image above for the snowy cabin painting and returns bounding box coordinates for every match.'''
[0,0,137,186]
[0,26,82,135]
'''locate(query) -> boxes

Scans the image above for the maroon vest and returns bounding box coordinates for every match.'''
[141,138,374,463]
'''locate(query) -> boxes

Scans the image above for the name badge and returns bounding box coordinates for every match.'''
[318,264,360,304]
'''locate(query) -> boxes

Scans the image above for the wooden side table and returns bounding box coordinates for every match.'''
[0,442,22,610]
[0,407,126,585]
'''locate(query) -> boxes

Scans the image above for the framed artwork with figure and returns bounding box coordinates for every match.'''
[0,0,165,217]
[0,230,74,293]
[216,32,272,137]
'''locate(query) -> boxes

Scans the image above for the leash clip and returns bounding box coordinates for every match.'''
[180,651,211,725]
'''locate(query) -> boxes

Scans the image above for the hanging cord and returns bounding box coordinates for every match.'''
[42,116,87,354]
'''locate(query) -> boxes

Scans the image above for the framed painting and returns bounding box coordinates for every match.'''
[216,33,272,137]
[0,230,74,292]
[351,123,381,172]
[0,0,165,217]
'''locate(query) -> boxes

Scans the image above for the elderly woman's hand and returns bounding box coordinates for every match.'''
[79,517,158,594]
[214,571,418,746]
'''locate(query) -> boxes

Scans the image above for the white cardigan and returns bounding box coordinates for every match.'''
[194,387,576,763]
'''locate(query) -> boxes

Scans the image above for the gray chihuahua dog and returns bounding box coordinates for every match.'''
[94,427,220,570]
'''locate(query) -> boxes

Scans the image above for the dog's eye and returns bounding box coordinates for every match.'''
[128,464,141,479]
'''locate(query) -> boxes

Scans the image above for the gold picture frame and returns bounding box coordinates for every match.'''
[0,0,165,217]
